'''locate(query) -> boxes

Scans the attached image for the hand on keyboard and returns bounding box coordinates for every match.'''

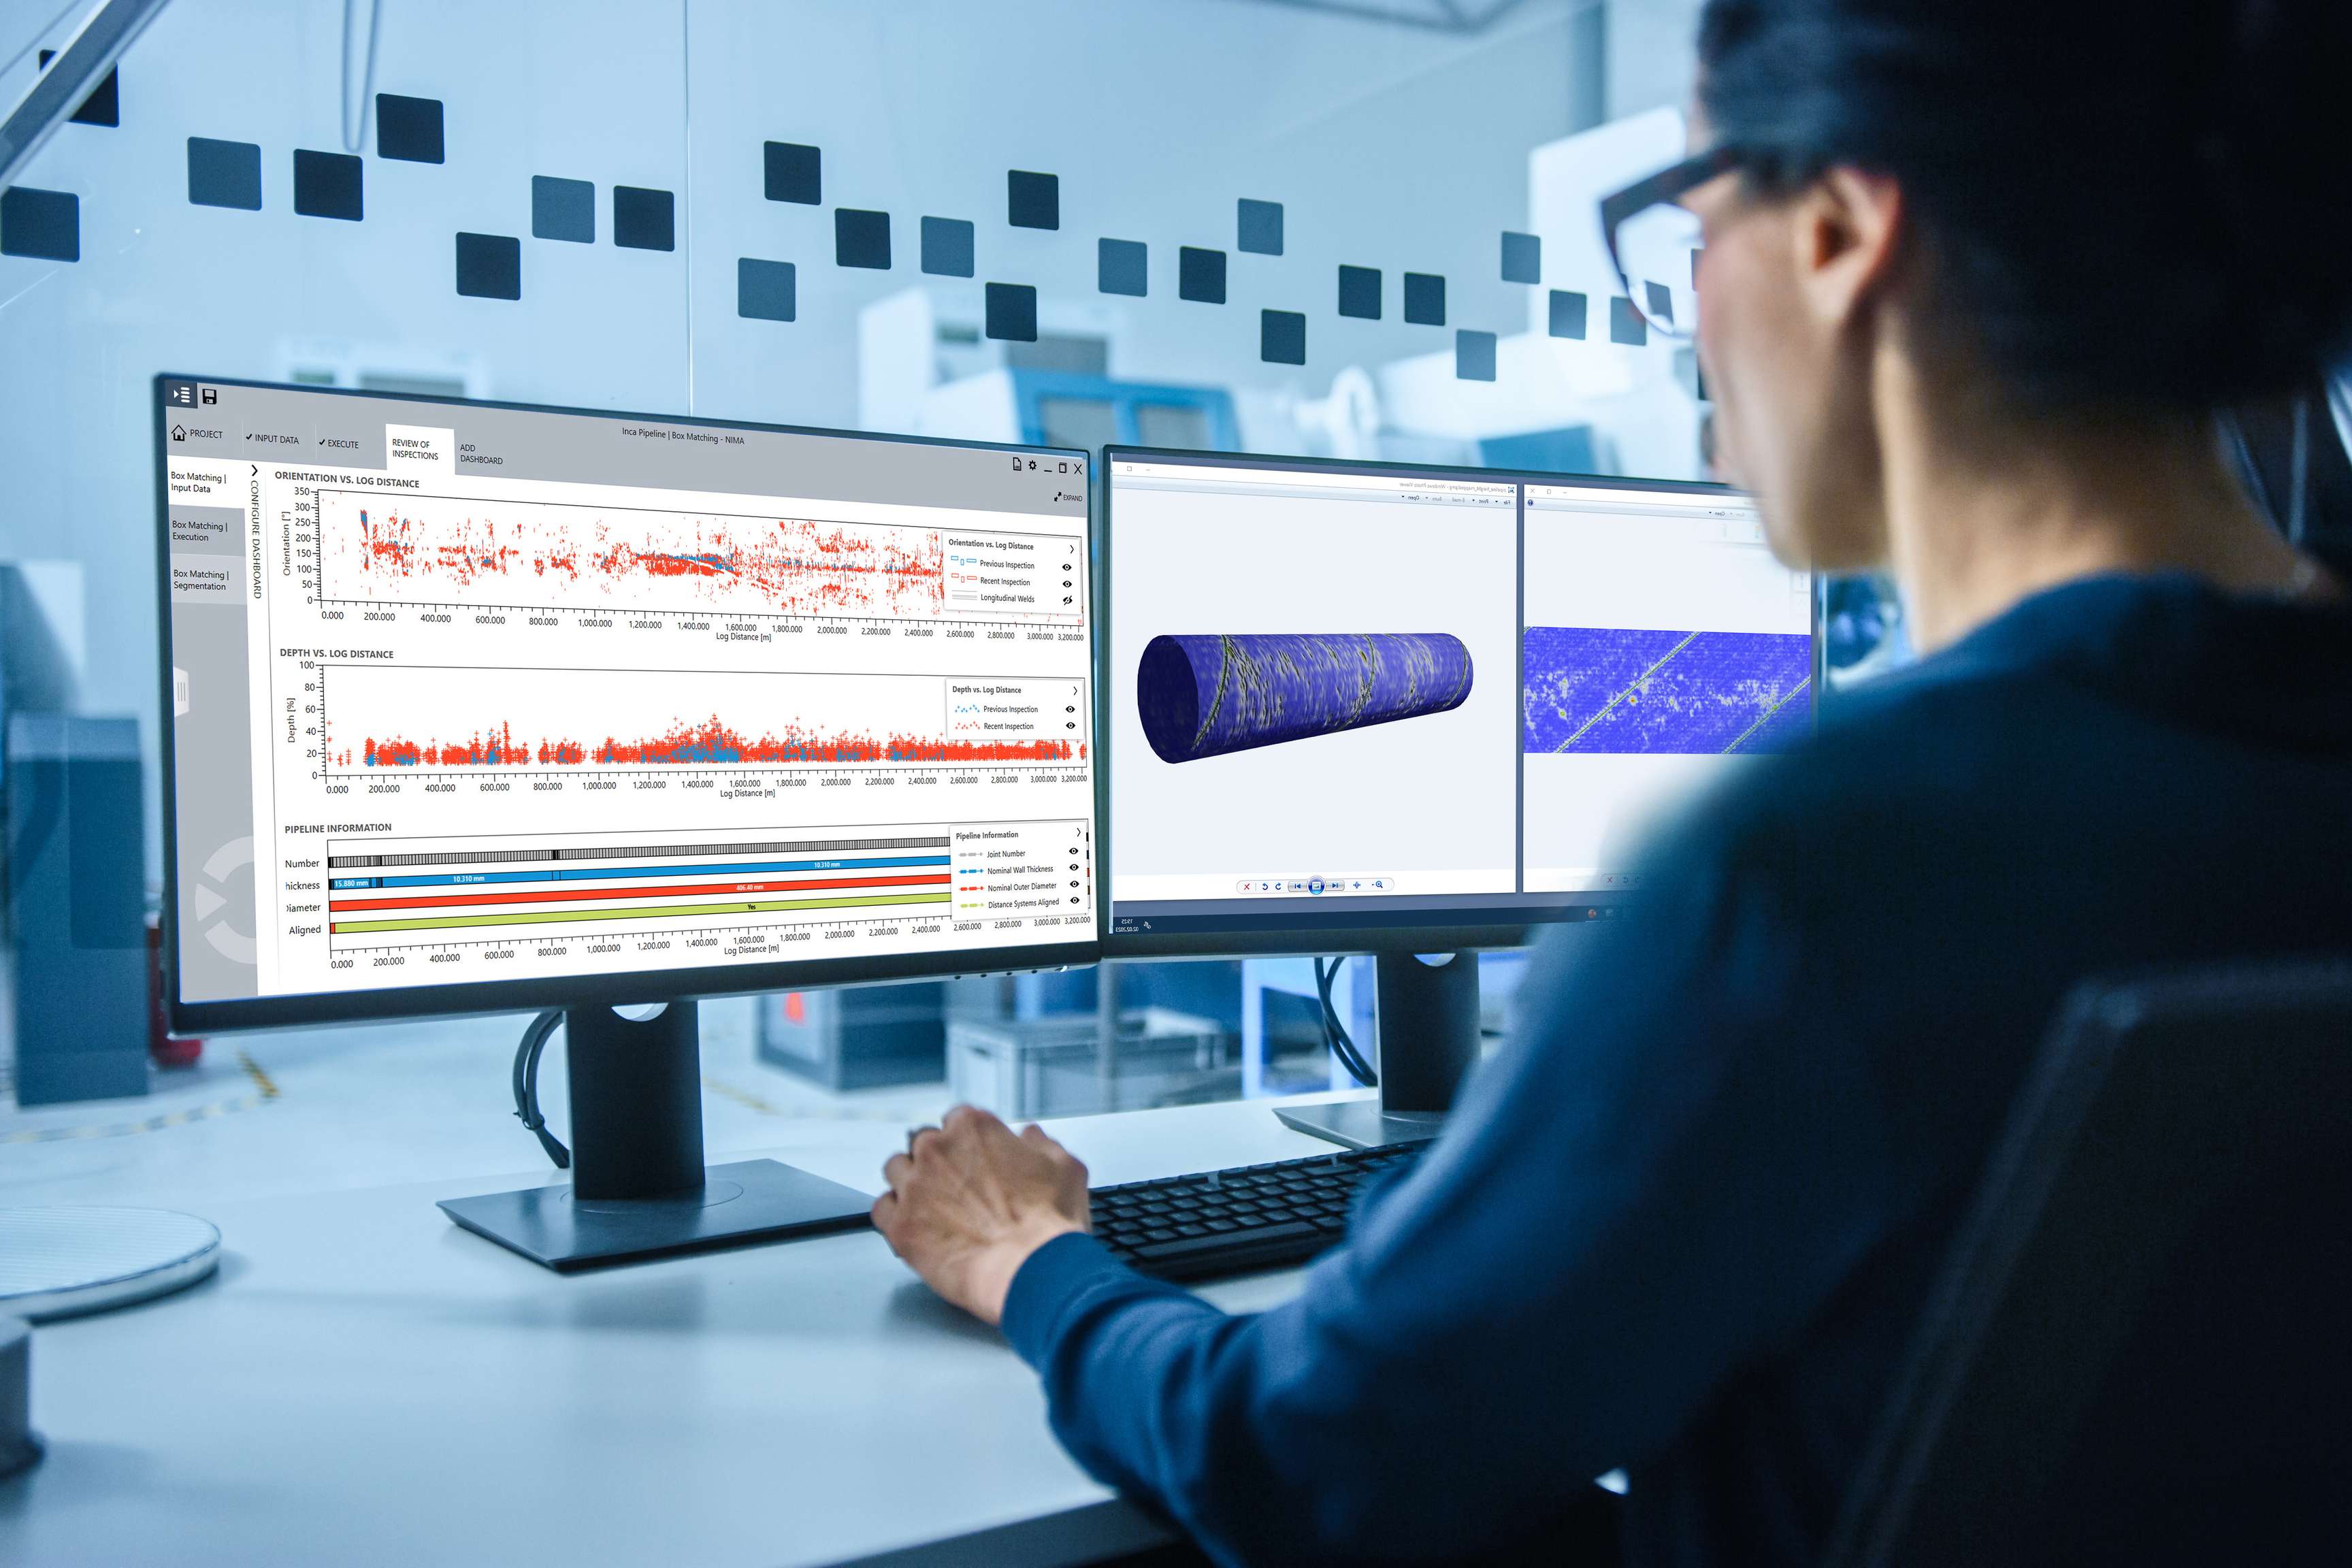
[872,1105,1090,1326]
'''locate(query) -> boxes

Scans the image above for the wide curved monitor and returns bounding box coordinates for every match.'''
[159,376,1098,1033]
[1100,448,1814,958]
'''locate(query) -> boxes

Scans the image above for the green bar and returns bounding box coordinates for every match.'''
[331,889,951,934]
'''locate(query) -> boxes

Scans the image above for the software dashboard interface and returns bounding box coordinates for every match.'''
[161,380,1095,1004]
[1106,455,1812,938]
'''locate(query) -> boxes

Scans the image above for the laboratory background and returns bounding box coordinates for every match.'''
[2,0,1829,1166]
[7,1,2346,1565]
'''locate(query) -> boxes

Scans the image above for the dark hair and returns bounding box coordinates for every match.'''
[1697,0,2352,413]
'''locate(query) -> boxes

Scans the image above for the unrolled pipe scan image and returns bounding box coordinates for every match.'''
[1136,632,1475,764]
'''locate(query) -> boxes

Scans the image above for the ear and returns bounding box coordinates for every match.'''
[1790,167,1904,330]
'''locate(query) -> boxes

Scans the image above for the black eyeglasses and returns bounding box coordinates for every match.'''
[1599,145,1741,342]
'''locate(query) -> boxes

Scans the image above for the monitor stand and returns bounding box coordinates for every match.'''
[1275,951,1480,1152]
[438,1001,873,1272]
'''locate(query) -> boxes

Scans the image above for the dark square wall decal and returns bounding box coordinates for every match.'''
[36,50,117,127]
[836,208,892,269]
[613,186,675,251]
[1179,246,1226,304]
[1099,238,1147,296]
[0,187,78,262]
[985,282,1038,342]
[738,258,797,321]
[376,94,444,163]
[1403,272,1445,326]
[1644,280,1675,327]
[455,232,520,299]
[1501,231,1539,284]
[532,176,594,242]
[293,149,363,220]
[764,141,821,205]
[1455,329,1497,381]
[1007,169,1059,230]
[1237,199,1283,256]
[1609,295,1648,346]
[1261,309,1306,365]
[1337,264,1381,320]
[921,216,974,277]
[188,137,262,210]
[1548,289,1588,340]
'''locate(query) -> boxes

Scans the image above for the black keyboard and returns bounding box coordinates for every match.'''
[1088,1142,1429,1282]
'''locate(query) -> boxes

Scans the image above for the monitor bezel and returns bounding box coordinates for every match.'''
[1095,444,1797,960]
[155,374,1102,1036]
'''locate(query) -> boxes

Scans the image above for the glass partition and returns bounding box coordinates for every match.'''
[1,0,1731,1141]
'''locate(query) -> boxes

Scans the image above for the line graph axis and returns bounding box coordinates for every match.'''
[314,597,1079,634]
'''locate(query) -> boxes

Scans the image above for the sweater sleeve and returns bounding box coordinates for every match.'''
[998,825,1906,1567]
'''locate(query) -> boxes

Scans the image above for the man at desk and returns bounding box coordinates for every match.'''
[876,0,2352,1561]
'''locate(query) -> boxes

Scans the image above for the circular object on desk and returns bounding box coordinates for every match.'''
[0,1316,37,1479]
[0,1208,221,1324]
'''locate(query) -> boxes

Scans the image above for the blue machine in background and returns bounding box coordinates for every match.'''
[1477,425,1598,475]
[1011,371,1240,454]
[7,715,148,1105]
[757,983,950,1092]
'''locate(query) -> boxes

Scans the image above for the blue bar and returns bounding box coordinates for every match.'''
[363,853,952,890]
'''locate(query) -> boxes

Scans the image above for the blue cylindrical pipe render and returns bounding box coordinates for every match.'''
[1136,632,1475,764]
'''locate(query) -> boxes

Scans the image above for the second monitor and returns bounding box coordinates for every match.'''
[1101,449,1814,1145]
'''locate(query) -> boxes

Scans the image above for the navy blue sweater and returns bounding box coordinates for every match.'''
[1004,573,2352,1565]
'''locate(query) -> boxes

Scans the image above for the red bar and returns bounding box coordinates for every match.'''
[329,871,949,915]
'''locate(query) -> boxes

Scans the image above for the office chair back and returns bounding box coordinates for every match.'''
[1826,961,2352,1568]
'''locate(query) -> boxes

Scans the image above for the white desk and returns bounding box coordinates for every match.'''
[0,1093,1367,1567]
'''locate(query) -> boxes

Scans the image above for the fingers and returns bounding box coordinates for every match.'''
[1019,1122,1084,1171]
[869,1190,900,1250]
[1018,1122,1075,1160]
[880,1103,1064,1222]
[944,1103,1006,1139]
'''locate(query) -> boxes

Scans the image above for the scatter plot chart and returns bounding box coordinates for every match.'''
[321,666,1088,772]
[315,490,1078,623]
[1522,627,1812,755]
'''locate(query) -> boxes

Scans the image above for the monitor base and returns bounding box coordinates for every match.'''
[1274,1100,1445,1152]
[440,1000,871,1271]
[1280,951,1480,1152]
[438,1158,871,1273]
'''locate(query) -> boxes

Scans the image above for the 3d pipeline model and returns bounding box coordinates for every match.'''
[1136,632,1475,764]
